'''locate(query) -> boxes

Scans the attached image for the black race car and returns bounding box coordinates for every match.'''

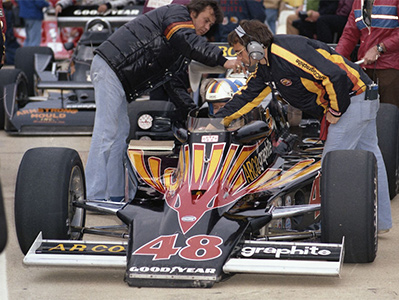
[0,5,143,135]
[13,65,399,286]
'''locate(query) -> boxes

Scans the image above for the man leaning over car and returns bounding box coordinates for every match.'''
[215,19,392,232]
[85,0,238,202]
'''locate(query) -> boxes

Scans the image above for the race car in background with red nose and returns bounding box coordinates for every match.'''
[13,62,399,287]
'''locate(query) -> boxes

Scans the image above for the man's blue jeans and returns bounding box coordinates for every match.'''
[23,19,42,46]
[323,92,392,230]
[86,55,130,200]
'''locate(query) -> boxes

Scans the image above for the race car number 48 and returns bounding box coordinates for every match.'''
[133,234,223,261]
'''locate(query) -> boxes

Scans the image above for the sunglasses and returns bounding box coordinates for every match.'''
[235,47,246,57]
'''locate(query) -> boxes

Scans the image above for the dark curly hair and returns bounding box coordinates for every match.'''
[228,19,274,48]
[186,0,224,24]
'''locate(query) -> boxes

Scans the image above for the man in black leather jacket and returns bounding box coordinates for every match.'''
[86,0,238,202]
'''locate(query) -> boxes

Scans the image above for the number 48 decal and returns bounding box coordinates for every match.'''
[133,234,223,261]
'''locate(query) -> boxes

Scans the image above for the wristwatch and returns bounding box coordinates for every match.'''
[377,43,385,53]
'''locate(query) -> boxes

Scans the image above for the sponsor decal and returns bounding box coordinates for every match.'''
[241,245,333,259]
[181,215,197,222]
[38,242,126,255]
[201,135,219,143]
[242,139,272,182]
[73,8,140,17]
[129,266,216,275]
[280,78,292,86]
[15,108,79,124]
[16,108,78,116]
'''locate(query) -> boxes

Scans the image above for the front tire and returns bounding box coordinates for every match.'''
[321,150,377,263]
[15,147,86,255]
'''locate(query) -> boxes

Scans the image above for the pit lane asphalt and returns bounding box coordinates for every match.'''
[0,131,398,300]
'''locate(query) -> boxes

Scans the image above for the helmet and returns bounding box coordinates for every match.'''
[205,78,245,115]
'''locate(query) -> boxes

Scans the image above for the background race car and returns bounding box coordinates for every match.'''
[0,4,143,135]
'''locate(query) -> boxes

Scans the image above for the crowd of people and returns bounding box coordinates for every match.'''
[0,0,397,231]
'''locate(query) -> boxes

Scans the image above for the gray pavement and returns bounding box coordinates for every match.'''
[0,131,398,299]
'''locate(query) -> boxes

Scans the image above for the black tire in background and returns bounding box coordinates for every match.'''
[376,103,399,199]
[0,69,28,130]
[321,150,377,263]
[0,182,7,253]
[15,147,86,255]
[14,46,54,96]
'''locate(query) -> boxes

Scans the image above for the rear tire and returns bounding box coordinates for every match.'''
[15,46,54,96]
[15,147,86,255]
[321,150,377,263]
[0,69,28,130]
[376,103,399,199]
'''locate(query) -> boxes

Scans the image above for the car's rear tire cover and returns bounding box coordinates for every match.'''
[321,150,377,263]
[376,103,399,199]
[0,69,28,130]
[15,46,54,96]
[15,147,86,255]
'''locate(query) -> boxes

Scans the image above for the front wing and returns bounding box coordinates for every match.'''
[24,232,344,286]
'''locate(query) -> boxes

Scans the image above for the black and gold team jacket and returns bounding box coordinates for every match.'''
[215,35,372,126]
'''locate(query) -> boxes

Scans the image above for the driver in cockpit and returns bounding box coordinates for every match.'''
[201,78,245,115]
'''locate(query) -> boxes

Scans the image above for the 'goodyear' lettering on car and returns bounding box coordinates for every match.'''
[73,8,140,17]
[129,266,216,275]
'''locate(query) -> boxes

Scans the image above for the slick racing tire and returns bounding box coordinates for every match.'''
[321,150,377,263]
[15,147,86,255]
[0,69,29,131]
[15,46,54,96]
[376,103,399,199]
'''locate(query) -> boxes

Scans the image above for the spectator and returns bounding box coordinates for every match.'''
[263,0,281,34]
[214,0,266,42]
[335,0,399,108]
[0,0,5,67]
[18,0,49,47]
[316,0,353,43]
[85,0,237,201]
[292,0,338,39]
[3,0,21,65]
[55,0,130,15]
[286,0,319,35]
